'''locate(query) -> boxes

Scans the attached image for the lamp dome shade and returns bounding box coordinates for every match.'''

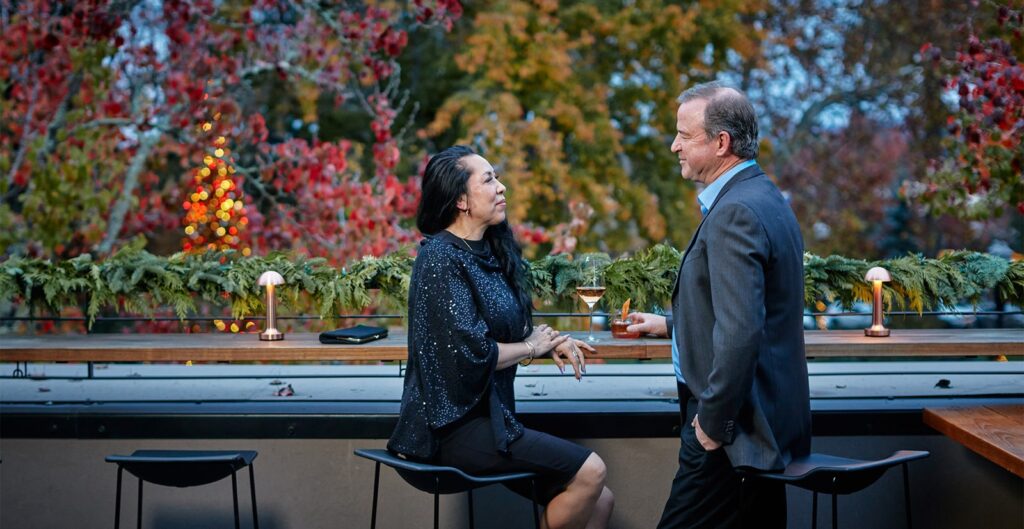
[257,271,285,286]
[864,266,891,282]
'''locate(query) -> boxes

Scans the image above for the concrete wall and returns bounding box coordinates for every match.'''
[1,435,1020,529]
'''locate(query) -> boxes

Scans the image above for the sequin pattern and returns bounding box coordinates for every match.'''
[388,232,530,458]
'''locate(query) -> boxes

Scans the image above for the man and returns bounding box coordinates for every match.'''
[629,81,811,528]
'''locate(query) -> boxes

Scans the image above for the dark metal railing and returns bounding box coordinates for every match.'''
[1,310,1020,323]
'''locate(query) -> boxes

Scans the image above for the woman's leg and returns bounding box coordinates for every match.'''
[585,487,614,529]
[542,453,611,529]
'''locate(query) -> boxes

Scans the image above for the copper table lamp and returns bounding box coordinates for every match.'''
[864,266,891,337]
[257,271,285,341]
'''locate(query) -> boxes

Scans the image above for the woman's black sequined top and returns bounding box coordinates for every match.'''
[387,231,532,459]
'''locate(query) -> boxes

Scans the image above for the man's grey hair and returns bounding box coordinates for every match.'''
[677,81,759,160]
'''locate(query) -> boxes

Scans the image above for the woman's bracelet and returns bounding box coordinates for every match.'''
[520,340,537,366]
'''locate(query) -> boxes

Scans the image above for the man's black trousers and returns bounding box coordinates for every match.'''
[655,381,787,529]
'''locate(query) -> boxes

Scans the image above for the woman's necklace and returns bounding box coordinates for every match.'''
[448,229,477,252]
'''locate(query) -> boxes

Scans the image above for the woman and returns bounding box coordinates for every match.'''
[388,146,614,529]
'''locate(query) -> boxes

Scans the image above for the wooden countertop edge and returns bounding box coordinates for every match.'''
[922,407,1024,479]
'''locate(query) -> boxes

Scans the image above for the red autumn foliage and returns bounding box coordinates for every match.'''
[915,3,1024,218]
[0,0,461,264]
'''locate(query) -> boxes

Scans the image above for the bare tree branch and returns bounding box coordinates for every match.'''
[36,71,83,166]
[239,60,355,100]
[4,59,41,191]
[289,0,342,34]
[68,118,137,135]
[346,79,376,115]
[96,131,161,254]
[394,100,419,152]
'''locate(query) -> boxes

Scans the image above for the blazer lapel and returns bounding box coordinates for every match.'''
[672,213,708,297]
[671,165,765,298]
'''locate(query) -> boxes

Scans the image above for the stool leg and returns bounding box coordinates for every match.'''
[831,476,838,529]
[433,476,440,529]
[249,464,260,529]
[136,478,143,529]
[902,463,912,529]
[232,470,240,529]
[811,492,818,529]
[530,478,540,529]
[114,466,123,529]
[738,476,745,528]
[831,494,838,529]
[467,488,475,529]
[370,462,380,529]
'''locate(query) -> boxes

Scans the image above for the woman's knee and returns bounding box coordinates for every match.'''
[573,453,608,491]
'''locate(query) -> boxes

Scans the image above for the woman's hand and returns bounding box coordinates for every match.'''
[525,324,570,357]
[552,337,595,380]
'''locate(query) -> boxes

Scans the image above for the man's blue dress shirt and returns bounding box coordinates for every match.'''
[673,159,759,383]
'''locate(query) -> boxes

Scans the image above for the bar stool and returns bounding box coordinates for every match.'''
[740,450,929,529]
[105,450,259,529]
[354,448,541,529]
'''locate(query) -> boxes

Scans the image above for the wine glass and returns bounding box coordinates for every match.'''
[576,255,607,343]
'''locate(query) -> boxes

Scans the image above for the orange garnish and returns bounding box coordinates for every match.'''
[620,298,631,320]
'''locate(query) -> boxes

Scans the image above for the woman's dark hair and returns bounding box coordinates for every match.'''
[417,145,533,324]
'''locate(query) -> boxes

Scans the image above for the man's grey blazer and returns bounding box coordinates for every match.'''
[668,164,811,471]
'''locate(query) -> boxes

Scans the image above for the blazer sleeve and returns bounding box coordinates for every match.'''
[409,251,499,429]
[697,202,769,444]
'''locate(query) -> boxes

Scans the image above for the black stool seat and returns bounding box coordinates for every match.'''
[354,448,536,493]
[354,448,541,529]
[753,450,929,493]
[106,450,258,487]
[106,449,259,529]
[741,450,929,529]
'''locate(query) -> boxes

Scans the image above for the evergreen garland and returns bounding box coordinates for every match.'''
[1,244,1022,328]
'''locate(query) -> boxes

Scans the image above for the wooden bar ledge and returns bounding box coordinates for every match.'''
[0,328,1021,363]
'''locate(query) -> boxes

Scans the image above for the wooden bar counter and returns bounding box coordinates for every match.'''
[0,328,1021,363]
[923,404,1024,478]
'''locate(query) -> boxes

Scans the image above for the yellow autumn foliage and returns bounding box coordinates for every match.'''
[428,0,767,252]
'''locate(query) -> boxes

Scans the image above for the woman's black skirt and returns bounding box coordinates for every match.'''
[434,415,593,505]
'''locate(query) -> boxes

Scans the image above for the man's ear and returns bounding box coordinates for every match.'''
[716,131,732,157]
